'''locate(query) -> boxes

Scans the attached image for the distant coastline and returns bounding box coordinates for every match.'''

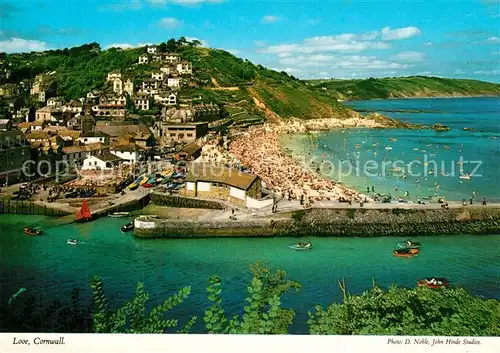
[340,94,500,103]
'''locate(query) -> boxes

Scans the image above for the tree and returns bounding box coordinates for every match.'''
[90,276,196,333]
[177,37,188,47]
[308,279,500,336]
[166,39,178,52]
[203,263,301,334]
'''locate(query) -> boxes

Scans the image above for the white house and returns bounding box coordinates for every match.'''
[154,92,177,106]
[138,54,149,65]
[167,77,180,88]
[112,78,123,94]
[47,97,63,108]
[124,79,134,96]
[62,100,83,114]
[62,143,107,168]
[151,71,165,81]
[160,66,171,75]
[110,142,143,164]
[164,53,180,63]
[147,45,158,54]
[82,153,123,170]
[176,61,192,75]
[78,131,110,145]
[106,70,122,81]
[134,94,150,111]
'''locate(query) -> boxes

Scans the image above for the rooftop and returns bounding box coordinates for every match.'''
[186,163,259,191]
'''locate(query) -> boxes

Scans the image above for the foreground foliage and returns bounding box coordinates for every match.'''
[2,266,499,335]
[308,280,500,336]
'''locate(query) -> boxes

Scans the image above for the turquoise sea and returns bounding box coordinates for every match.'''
[282,97,500,202]
[1,214,499,333]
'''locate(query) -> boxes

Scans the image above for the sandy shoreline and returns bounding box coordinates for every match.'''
[229,116,385,203]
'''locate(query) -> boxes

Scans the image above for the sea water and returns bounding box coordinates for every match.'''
[1,215,499,333]
[282,97,500,202]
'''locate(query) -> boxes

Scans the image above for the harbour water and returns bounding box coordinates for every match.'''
[1,214,499,333]
[281,97,500,202]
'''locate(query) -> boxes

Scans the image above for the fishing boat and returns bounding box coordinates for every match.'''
[397,240,421,249]
[417,277,450,289]
[129,182,139,190]
[289,242,312,251]
[121,221,134,232]
[24,227,43,236]
[385,146,392,150]
[459,174,471,180]
[138,176,149,185]
[393,248,420,258]
[389,138,397,142]
[67,239,78,245]
[109,212,130,218]
[76,200,92,222]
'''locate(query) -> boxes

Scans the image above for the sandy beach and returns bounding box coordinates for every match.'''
[228,116,385,203]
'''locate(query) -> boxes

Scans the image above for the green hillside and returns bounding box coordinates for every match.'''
[308,76,500,100]
[1,41,352,121]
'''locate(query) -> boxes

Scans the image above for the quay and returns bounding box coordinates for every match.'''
[133,202,500,238]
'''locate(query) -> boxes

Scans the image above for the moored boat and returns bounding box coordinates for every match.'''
[397,240,421,249]
[417,277,450,289]
[24,227,43,236]
[109,212,130,218]
[289,242,312,251]
[393,248,419,257]
[67,239,78,245]
[121,221,134,232]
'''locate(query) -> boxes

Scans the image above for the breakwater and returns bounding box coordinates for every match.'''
[134,207,500,238]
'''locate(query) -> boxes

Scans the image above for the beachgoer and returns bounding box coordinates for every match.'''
[482,198,487,206]
[371,186,375,192]
[470,198,473,205]
[462,198,467,206]
[367,187,370,193]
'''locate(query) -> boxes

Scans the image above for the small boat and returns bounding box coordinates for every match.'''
[289,242,312,251]
[67,239,78,245]
[24,227,43,236]
[389,138,397,142]
[417,277,450,289]
[142,183,154,188]
[129,183,139,191]
[393,248,420,258]
[459,174,471,180]
[385,146,392,150]
[109,212,130,218]
[397,240,421,249]
[121,221,134,232]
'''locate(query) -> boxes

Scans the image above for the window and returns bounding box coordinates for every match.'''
[187,133,193,137]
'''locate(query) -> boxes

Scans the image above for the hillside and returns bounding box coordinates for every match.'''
[1,42,353,121]
[308,76,500,100]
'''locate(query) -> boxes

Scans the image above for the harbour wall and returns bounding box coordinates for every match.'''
[0,199,71,217]
[134,207,500,238]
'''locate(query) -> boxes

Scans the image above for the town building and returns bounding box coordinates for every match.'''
[96,124,155,148]
[154,92,177,106]
[107,70,122,81]
[0,129,32,185]
[138,54,149,65]
[36,106,59,122]
[82,152,123,171]
[167,76,181,88]
[175,142,202,161]
[176,61,193,75]
[147,45,158,54]
[62,143,109,168]
[161,122,208,143]
[78,131,110,145]
[183,163,262,207]
[151,71,165,81]
[134,93,150,111]
[47,97,63,108]
[110,141,144,164]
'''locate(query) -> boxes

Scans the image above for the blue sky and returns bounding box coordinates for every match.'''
[1,0,499,81]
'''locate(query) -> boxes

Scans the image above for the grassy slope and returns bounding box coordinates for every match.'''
[308,76,500,100]
[3,44,353,120]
